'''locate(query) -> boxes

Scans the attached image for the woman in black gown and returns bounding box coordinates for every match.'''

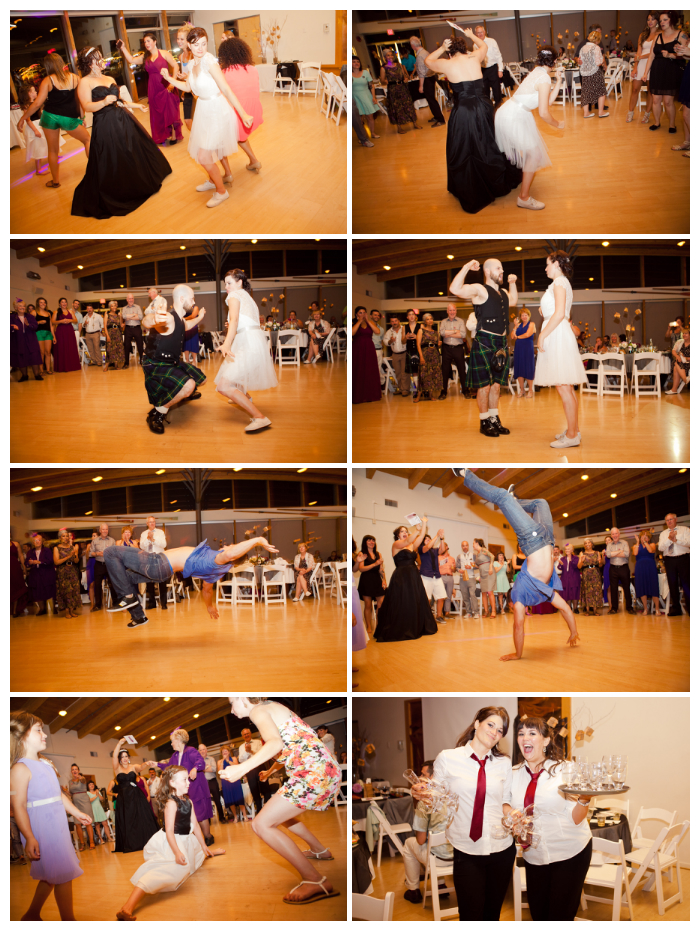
[111,740,159,854]
[424,28,520,214]
[374,518,438,642]
[357,534,386,636]
[71,46,172,219]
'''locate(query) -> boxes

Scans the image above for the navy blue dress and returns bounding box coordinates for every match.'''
[513,321,535,380]
[634,544,660,598]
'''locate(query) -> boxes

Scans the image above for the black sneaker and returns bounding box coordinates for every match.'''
[479,418,500,437]
[491,415,510,435]
[451,468,465,477]
[147,408,166,434]
[108,596,140,613]
[127,615,149,628]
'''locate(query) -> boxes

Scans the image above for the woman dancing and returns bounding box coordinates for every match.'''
[219,33,264,172]
[424,30,520,213]
[214,268,276,433]
[86,780,111,845]
[159,27,254,208]
[174,25,195,132]
[10,299,43,382]
[104,300,126,370]
[495,45,564,210]
[221,697,341,905]
[117,31,182,145]
[72,46,171,219]
[414,312,442,402]
[374,519,439,642]
[351,55,380,140]
[533,250,588,449]
[53,529,81,619]
[644,11,688,132]
[380,48,421,135]
[627,13,660,122]
[52,298,81,372]
[111,739,159,853]
[16,52,90,190]
[10,712,91,920]
[17,84,62,177]
[116,765,225,921]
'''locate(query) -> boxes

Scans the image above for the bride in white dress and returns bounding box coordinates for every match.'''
[533,250,588,449]
[214,268,277,433]
[494,46,564,210]
[161,27,253,208]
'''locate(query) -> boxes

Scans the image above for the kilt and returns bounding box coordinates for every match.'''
[142,358,206,407]
[467,331,509,389]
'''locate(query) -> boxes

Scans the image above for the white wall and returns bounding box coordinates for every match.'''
[10,495,32,543]
[193,10,336,62]
[11,253,80,310]
[571,696,689,866]
[352,267,386,316]
[422,696,518,761]
[353,696,416,785]
[43,725,126,792]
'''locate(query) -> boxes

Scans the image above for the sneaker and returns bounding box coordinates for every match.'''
[107,596,140,613]
[517,196,545,210]
[127,615,149,628]
[555,430,582,440]
[302,358,311,364]
[244,417,271,433]
[550,434,581,448]
[206,190,229,208]
[451,467,465,477]
[311,355,320,363]
[196,180,216,192]
[506,484,515,496]
[437,616,447,624]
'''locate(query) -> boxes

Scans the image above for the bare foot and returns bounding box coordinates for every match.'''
[567,633,580,647]
[284,878,334,903]
[499,652,521,662]
[116,910,136,920]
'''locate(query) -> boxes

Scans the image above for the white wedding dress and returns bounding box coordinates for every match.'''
[187,52,238,164]
[533,276,588,386]
[494,66,552,172]
[214,290,278,394]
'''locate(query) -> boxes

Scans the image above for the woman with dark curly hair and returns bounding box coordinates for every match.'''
[71,46,171,219]
[534,251,588,449]
[495,45,564,210]
[219,32,264,172]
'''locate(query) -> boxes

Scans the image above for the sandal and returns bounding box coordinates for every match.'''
[303,846,334,860]
[283,876,340,905]
[116,911,136,921]
[45,180,61,188]
[671,143,690,150]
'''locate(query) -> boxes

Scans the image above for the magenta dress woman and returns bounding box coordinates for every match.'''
[117,32,182,145]
[52,299,81,372]
[351,307,382,404]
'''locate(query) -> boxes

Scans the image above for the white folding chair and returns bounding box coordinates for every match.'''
[632,352,662,398]
[336,326,347,359]
[318,326,336,362]
[380,358,396,396]
[579,837,634,921]
[593,796,630,821]
[321,562,335,590]
[216,574,234,604]
[334,562,347,606]
[210,330,223,350]
[598,352,627,397]
[552,69,569,104]
[625,821,689,915]
[637,83,649,110]
[569,70,581,106]
[261,566,286,605]
[276,329,300,367]
[334,763,347,808]
[307,562,323,599]
[319,71,334,117]
[297,61,321,97]
[422,829,458,920]
[167,575,188,604]
[580,352,601,394]
[272,68,296,97]
[78,335,92,365]
[328,73,347,125]
[512,856,530,920]
[630,806,677,852]
[232,566,257,605]
[507,366,517,395]
[352,891,395,921]
[368,799,413,867]
[605,63,624,99]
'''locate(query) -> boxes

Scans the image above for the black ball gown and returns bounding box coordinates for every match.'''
[374,549,438,642]
[71,84,172,219]
[446,78,521,214]
[113,771,159,853]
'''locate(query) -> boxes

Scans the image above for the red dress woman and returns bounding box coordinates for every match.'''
[52,298,81,372]
[219,34,264,172]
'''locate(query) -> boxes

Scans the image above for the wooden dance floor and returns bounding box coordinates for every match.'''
[10,591,346,692]
[11,95,346,235]
[369,847,690,922]
[10,355,347,463]
[352,94,689,234]
[352,386,690,463]
[354,608,689,692]
[10,806,347,921]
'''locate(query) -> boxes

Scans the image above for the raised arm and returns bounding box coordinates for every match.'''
[464,27,488,64]
[184,306,206,331]
[425,39,451,73]
[507,274,519,307]
[449,261,488,302]
[220,707,284,781]
[116,38,144,66]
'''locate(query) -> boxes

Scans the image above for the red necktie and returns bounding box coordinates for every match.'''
[521,766,545,849]
[469,753,488,842]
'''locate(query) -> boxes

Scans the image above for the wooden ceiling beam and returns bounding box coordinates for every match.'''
[52,697,102,732]
[76,698,145,740]
[12,239,93,261]
[366,469,376,479]
[107,698,211,744]
[442,475,465,498]
[408,468,429,489]
[132,699,230,746]
[98,698,186,742]
[548,469,654,513]
[562,474,689,526]
[18,698,54,716]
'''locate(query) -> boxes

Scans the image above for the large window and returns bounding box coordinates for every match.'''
[10,13,69,96]
[157,257,187,285]
[69,14,123,85]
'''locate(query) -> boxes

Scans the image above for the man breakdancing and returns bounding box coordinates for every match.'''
[142,284,207,435]
[104,536,279,628]
[449,260,519,438]
[453,468,580,660]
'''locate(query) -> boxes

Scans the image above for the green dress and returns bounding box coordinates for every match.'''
[352,70,377,115]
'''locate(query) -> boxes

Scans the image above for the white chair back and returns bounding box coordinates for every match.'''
[580,836,634,921]
[580,353,601,394]
[319,70,333,117]
[297,61,321,97]
[632,352,661,398]
[276,329,301,367]
[321,326,336,362]
[351,891,395,921]
[334,561,348,606]
[368,799,412,866]
[630,806,677,847]
[232,565,257,605]
[262,566,286,605]
[597,352,627,397]
[423,829,458,920]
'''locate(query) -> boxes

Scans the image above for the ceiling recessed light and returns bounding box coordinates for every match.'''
[115,725,121,731]
[222,497,231,502]
[562,513,568,518]
[383,265,391,270]
[174,509,181,512]
[606,528,610,532]
[297,468,307,473]
[150,735,156,740]
[31,485,43,492]
[679,468,687,473]
[610,493,617,498]
[308,500,317,506]
[59,710,67,716]
[325,269,330,273]
[164,697,170,701]
[170,500,177,504]
[530,280,535,284]
[326,700,332,704]
[514,246,522,252]
[233,467,243,472]
[92,476,103,483]
[581,475,589,480]
[447,254,454,260]
[125,254,132,259]
[155,469,166,474]
[37,247,45,252]
[589,277,594,281]
[180,245,186,250]
[438,291,443,295]
[193,713,199,719]
[85,510,93,515]
[315,238,320,241]
[677,241,685,246]
[602,241,610,247]
[251,239,258,244]
[77,264,83,269]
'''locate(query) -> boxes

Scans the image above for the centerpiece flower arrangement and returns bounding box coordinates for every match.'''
[244,525,272,564]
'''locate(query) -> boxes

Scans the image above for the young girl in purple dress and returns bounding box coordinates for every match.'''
[10,712,92,920]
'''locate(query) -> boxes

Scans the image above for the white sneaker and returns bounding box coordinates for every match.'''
[196,180,216,192]
[555,430,582,440]
[292,596,299,602]
[206,190,229,208]
[550,434,581,448]
[302,358,311,364]
[244,416,271,432]
[311,355,319,363]
[664,389,678,395]
[517,196,545,210]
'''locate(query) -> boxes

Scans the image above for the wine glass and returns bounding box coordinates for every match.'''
[613,768,626,790]
[562,762,576,788]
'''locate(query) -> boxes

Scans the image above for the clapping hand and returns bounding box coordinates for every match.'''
[507,274,518,284]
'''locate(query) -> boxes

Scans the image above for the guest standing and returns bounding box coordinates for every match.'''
[219,34,265,171]
[382,315,411,396]
[175,24,195,131]
[86,780,111,844]
[409,36,446,126]
[10,299,43,382]
[34,297,54,375]
[352,306,382,404]
[456,541,479,618]
[644,11,688,132]
[627,13,660,122]
[558,544,581,614]
[380,48,421,134]
[140,516,169,610]
[111,741,159,853]
[11,537,28,617]
[67,764,96,850]
[577,539,603,616]
[237,726,270,813]
[88,523,116,611]
[666,326,690,394]
[404,309,422,388]
[632,531,661,615]
[351,56,380,139]
[511,309,536,398]
[52,298,81,372]
[440,545,458,615]
[199,743,227,824]
[81,306,104,366]
[579,33,609,119]
[218,747,247,821]
[657,512,690,616]
[25,534,56,615]
[117,31,182,145]
[602,535,612,606]
[53,529,81,619]
[122,293,144,366]
[415,313,442,402]
[671,40,690,153]
[473,538,496,618]
[103,301,125,371]
[606,528,633,614]
[357,535,386,635]
[473,25,504,106]
[494,552,510,613]
[439,304,468,399]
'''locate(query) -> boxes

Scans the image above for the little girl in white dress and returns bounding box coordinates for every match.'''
[533,250,587,449]
[215,268,277,433]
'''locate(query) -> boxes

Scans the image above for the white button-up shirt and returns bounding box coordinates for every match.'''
[382,326,408,353]
[510,762,591,865]
[482,36,503,71]
[432,741,512,855]
[658,525,690,556]
[140,528,167,554]
[237,738,262,762]
[455,551,475,579]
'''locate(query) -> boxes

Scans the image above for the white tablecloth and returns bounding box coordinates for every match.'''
[10,109,24,148]
[256,63,278,93]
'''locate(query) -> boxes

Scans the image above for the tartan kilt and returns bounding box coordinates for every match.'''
[467,332,509,389]
[142,358,207,407]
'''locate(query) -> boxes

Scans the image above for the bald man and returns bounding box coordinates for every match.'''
[449,260,518,437]
[142,284,207,435]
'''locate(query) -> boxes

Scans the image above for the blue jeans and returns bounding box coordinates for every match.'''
[461,471,554,557]
[104,547,172,618]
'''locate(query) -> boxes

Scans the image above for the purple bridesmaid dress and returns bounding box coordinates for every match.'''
[145,52,183,145]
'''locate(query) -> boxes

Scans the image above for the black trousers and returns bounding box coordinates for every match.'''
[609,563,632,611]
[123,327,144,364]
[206,776,226,821]
[664,553,690,611]
[482,63,503,105]
[524,840,592,920]
[419,75,445,123]
[453,843,516,921]
[146,580,169,607]
[246,765,272,812]
[441,343,467,394]
[92,560,116,609]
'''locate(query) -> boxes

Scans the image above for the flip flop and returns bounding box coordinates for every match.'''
[283,876,340,905]
[303,846,334,860]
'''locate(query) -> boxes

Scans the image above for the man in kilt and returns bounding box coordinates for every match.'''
[142,284,207,435]
[449,259,518,437]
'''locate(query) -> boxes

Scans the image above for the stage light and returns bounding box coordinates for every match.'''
[297,468,307,473]
[679,468,687,473]
[31,486,42,491]
[563,513,568,518]
[155,469,166,474]
[164,697,170,701]
[77,264,83,269]
[37,247,45,252]
[602,241,609,247]
[677,241,685,246]
[222,497,230,502]
[125,254,132,259]
[85,510,93,515]
[447,254,454,260]
[383,265,391,270]
[308,501,317,506]
[515,246,522,251]
[251,238,258,243]
[59,710,67,716]
[115,725,121,731]
[92,476,103,482]
[581,474,589,480]
[610,493,617,498]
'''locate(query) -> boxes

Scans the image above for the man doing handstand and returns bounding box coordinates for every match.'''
[453,468,580,660]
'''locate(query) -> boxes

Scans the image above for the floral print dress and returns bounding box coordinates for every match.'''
[579,553,603,610]
[276,712,341,810]
[56,543,81,613]
[105,311,125,368]
[418,326,442,399]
